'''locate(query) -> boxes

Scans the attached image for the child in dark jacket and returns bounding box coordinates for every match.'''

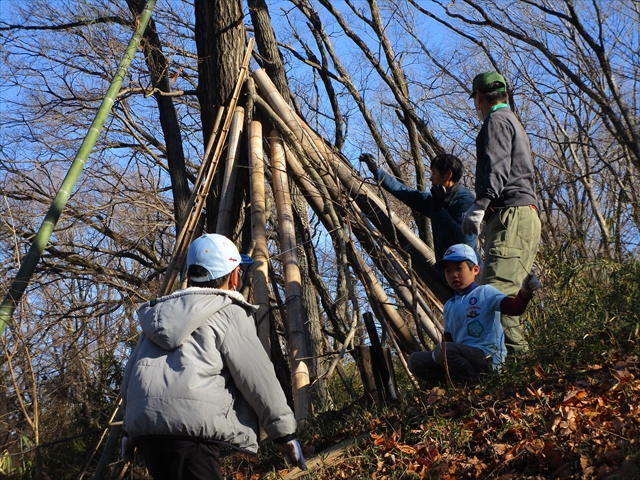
[359,152,480,265]
[407,244,540,387]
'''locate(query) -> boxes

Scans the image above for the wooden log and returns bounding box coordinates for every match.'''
[363,312,397,402]
[269,130,311,423]
[353,346,380,404]
[216,106,245,236]
[248,119,271,355]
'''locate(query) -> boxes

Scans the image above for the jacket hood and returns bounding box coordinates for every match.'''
[137,287,257,351]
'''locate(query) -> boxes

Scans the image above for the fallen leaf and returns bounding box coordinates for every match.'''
[543,441,563,463]
[504,446,516,461]
[397,444,416,455]
[492,443,509,455]
[612,416,625,435]
[371,432,385,446]
[548,413,561,432]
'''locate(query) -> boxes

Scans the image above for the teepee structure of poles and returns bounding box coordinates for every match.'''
[108,60,448,478]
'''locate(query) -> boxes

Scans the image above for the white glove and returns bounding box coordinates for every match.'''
[121,436,135,463]
[275,438,307,470]
[520,273,541,295]
[461,202,486,236]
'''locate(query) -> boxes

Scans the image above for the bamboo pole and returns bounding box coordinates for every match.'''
[0,0,158,335]
[248,119,271,355]
[300,126,447,344]
[284,138,434,350]
[349,201,444,342]
[216,106,245,236]
[381,245,444,324]
[283,146,332,226]
[252,71,441,352]
[297,122,452,303]
[269,130,311,423]
[251,77,362,357]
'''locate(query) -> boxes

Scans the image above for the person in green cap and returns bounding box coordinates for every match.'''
[461,71,541,355]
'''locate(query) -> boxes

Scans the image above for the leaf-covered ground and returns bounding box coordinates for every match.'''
[225,353,639,479]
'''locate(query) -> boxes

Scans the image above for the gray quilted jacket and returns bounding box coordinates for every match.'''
[121,287,297,453]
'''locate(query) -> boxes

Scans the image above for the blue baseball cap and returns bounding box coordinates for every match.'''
[186,233,253,282]
[435,244,478,268]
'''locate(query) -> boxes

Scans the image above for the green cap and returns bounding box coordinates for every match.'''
[470,71,507,98]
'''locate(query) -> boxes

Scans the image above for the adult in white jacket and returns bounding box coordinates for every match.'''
[120,234,305,479]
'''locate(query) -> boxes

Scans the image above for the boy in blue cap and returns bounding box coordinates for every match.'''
[407,244,540,387]
[120,233,306,479]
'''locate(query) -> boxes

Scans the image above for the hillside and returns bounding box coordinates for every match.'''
[225,256,640,479]
[226,351,639,479]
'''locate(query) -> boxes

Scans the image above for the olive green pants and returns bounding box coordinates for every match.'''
[480,205,541,354]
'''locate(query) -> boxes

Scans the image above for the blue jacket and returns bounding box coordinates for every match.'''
[375,170,480,262]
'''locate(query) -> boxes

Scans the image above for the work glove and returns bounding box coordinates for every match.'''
[430,184,447,210]
[520,273,541,296]
[121,436,135,463]
[359,153,379,177]
[461,202,486,236]
[275,438,307,470]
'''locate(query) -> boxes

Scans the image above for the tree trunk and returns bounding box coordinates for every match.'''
[216,107,244,236]
[194,0,245,231]
[248,0,291,105]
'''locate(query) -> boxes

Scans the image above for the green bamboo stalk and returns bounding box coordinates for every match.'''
[0,0,158,336]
